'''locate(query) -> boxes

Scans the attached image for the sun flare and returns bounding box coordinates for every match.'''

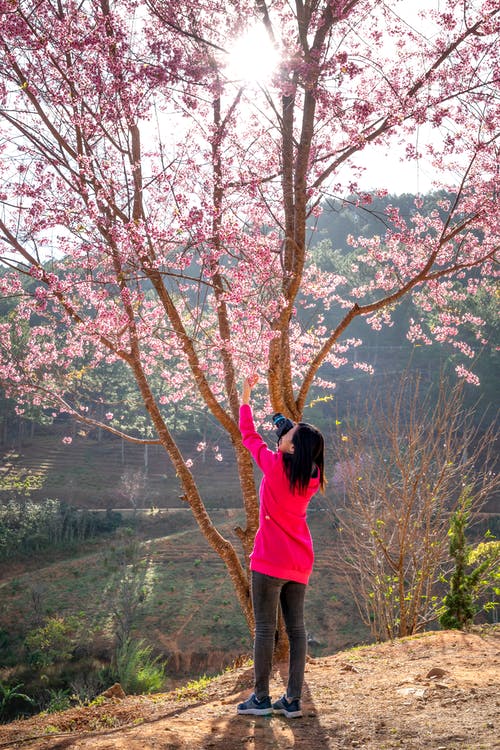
[225,26,279,85]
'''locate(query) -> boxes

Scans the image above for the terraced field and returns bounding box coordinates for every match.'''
[0,430,242,509]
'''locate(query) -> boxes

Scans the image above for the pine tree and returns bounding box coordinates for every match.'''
[439,486,498,630]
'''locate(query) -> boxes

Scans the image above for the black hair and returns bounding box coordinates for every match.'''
[282,422,326,495]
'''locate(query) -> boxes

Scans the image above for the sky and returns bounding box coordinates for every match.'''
[224,0,451,196]
[343,139,436,196]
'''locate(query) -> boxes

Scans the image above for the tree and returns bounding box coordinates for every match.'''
[439,486,500,630]
[104,527,152,649]
[0,1,498,638]
[330,374,498,640]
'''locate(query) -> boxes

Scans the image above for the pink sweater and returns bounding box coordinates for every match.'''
[239,404,320,584]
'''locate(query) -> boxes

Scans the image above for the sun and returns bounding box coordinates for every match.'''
[225,25,280,85]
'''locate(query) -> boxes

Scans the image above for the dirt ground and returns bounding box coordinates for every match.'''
[1,628,498,750]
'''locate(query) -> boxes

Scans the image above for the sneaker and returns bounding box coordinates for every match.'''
[237,693,272,715]
[272,694,303,718]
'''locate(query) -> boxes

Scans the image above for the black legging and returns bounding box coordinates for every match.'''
[251,570,307,701]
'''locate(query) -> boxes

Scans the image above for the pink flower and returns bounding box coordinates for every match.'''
[455,365,480,386]
[105,412,113,420]
[185,458,193,468]
[62,436,73,444]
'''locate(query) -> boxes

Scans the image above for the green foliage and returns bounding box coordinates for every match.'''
[113,638,166,695]
[0,499,122,560]
[439,487,499,630]
[24,615,80,669]
[174,673,213,701]
[0,628,9,654]
[44,688,72,714]
[0,682,34,723]
[0,627,20,669]
[0,469,44,498]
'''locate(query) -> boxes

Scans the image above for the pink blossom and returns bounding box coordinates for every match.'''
[455,366,480,386]
[62,436,73,444]
[0,0,495,547]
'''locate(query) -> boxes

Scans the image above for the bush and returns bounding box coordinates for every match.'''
[44,688,72,714]
[0,682,34,723]
[24,616,79,669]
[0,499,122,560]
[113,638,166,695]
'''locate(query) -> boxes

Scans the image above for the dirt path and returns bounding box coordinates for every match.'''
[1,629,498,750]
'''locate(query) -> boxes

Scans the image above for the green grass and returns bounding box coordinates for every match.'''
[174,673,214,701]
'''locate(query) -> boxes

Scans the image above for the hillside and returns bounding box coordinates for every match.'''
[0,429,242,510]
[0,509,369,687]
[0,628,498,750]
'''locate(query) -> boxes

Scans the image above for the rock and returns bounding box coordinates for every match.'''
[426,667,448,679]
[101,682,126,700]
[340,662,360,673]
[396,686,427,698]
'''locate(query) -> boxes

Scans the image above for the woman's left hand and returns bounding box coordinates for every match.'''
[242,374,258,404]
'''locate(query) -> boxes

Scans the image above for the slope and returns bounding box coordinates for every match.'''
[0,628,498,750]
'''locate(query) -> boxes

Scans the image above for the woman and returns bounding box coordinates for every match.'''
[237,375,325,719]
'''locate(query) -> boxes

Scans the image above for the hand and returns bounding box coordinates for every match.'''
[242,374,258,405]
